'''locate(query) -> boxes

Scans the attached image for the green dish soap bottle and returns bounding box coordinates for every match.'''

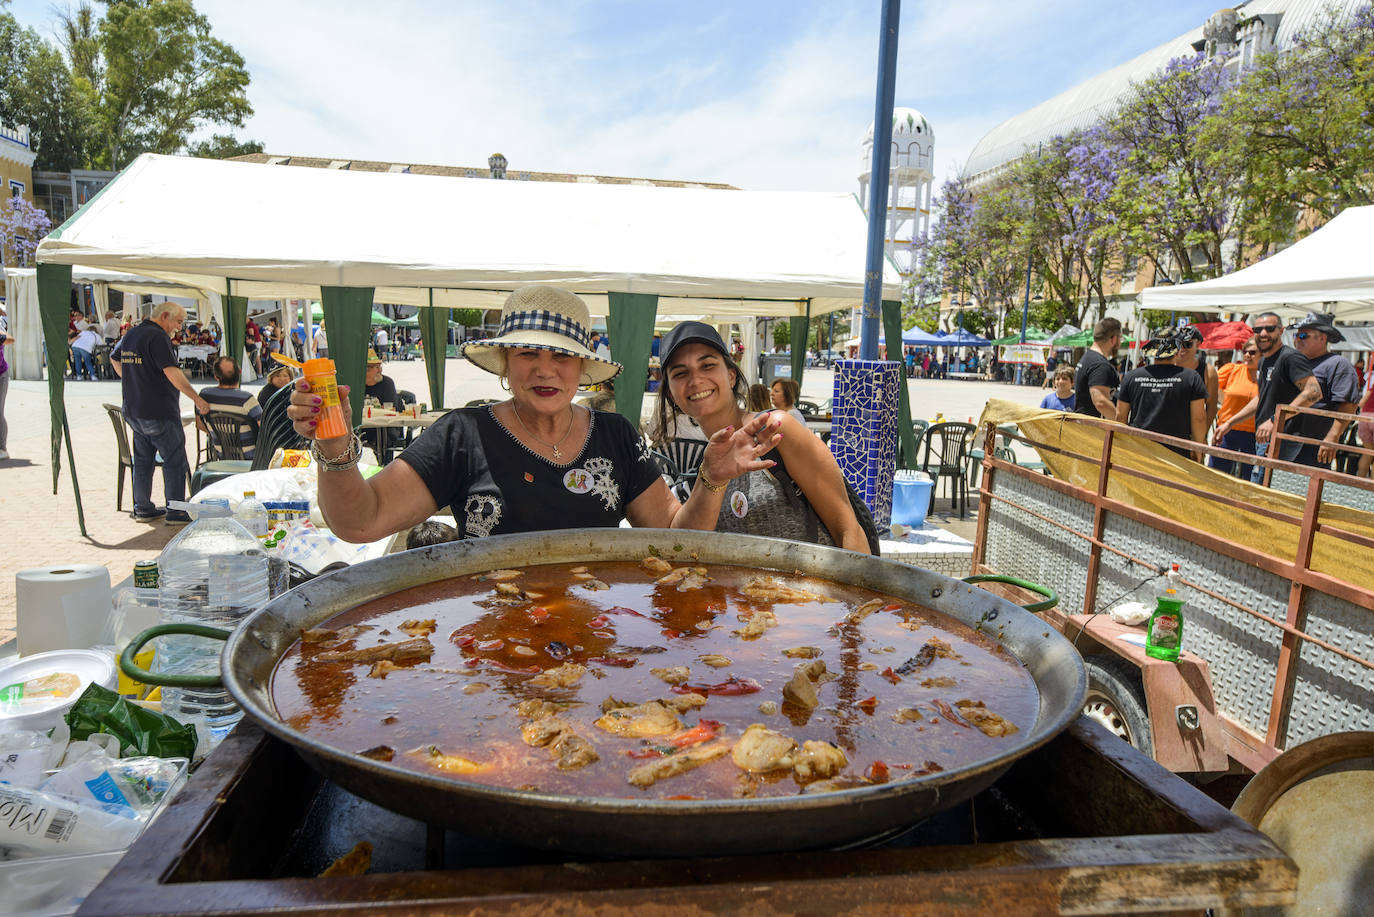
[1146,563,1183,662]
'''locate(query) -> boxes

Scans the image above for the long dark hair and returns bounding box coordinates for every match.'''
[652,341,748,446]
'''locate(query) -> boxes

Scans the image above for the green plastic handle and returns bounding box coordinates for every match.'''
[962,574,1060,613]
[119,623,233,689]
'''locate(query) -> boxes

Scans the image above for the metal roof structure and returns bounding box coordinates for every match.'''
[962,0,1366,184]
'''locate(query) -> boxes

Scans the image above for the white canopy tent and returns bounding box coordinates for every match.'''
[4,266,208,381]
[1138,205,1374,321]
[35,154,902,315]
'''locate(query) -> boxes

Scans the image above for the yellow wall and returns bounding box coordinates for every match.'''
[0,153,35,204]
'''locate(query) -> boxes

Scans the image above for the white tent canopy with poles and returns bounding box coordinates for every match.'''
[1138,205,1374,321]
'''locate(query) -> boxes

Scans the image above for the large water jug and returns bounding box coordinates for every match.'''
[156,499,268,753]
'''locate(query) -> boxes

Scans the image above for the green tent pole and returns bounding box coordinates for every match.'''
[789,300,810,387]
[37,262,87,535]
[222,280,248,376]
[606,292,657,428]
[882,298,918,470]
[320,287,375,427]
[418,289,448,409]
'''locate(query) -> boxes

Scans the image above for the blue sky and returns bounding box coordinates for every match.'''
[12,0,1226,191]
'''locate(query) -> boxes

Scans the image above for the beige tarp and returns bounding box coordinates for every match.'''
[979,399,1374,591]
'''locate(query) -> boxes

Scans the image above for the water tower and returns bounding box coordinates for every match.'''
[858,107,935,281]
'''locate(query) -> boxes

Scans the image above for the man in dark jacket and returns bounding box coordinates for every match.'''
[111,304,210,524]
[1213,311,1321,482]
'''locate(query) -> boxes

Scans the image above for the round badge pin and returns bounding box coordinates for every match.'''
[564,469,593,494]
[730,490,749,518]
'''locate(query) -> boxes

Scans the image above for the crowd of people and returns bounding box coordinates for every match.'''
[1061,313,1371,479]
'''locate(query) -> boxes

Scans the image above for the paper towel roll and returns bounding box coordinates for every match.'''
[16,565,112,655]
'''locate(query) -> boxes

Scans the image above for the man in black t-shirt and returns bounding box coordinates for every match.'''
[1213,311,1320,482]
[110,304,210,524]
[1074,317,1122,418]
[1115,336,1207,459]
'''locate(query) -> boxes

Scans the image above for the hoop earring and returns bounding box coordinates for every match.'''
[499,375,510,392]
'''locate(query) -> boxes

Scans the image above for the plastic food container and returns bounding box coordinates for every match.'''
[0,650,117,733]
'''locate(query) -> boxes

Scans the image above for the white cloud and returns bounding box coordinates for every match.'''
[5,0,1226,194]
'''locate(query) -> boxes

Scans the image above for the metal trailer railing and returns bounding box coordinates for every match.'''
[1266,403,1374,513]
[971,415,1374,773]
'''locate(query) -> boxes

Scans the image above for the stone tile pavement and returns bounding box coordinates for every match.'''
[0,356,1045,645]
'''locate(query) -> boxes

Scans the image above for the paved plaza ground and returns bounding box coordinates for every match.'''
[0,358,1051,644]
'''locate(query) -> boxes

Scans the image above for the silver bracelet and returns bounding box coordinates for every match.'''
[311,433,363,472]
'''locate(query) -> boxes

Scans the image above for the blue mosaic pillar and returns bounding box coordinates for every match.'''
[830,360,901,530]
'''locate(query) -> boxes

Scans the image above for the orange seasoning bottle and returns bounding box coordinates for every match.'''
[302,358,351,440]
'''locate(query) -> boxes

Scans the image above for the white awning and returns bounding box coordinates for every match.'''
[1138,205,1374,321]
[36,154,902,318]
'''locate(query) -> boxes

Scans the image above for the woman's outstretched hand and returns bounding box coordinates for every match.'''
[701,410,783,484]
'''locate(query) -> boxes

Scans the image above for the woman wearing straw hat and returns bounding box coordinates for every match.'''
[290,286,781,542]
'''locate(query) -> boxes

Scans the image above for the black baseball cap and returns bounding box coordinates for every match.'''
[1289,311,1345,343]
[660,321,730,369]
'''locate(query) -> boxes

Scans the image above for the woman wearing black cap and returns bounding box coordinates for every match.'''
[655,321,871,553]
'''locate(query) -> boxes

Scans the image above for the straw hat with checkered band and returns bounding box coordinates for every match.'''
[460,286,621,385]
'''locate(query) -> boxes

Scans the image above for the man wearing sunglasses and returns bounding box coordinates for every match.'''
[1289,312,1359,468]
[1213,311,1321,482]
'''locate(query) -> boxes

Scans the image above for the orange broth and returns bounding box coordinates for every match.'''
[271,561,1039,799]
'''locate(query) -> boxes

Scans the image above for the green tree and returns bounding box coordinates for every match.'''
[0,8,98,171]
[69,0,253,169]
[771,320,790,350]
[1206,4,1374,252]
[187,132,262,159]
[453,308,484,327]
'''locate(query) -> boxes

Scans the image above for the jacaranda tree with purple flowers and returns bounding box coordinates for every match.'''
[0,194,52,267]
[1099,51,1243,282]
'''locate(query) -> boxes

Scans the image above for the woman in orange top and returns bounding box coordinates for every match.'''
[1209,335,1259,479]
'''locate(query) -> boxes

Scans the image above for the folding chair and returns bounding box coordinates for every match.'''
[919,421,976,518]
[103,403,192,511]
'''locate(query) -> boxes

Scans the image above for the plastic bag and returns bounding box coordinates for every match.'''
[0,784,144,860]
[1110,601,1152,627]
[40,754,185,819]
[0,732,62,790]
[63,684,197,761]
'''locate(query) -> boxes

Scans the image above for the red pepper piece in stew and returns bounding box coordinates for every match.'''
[625,720,724,758]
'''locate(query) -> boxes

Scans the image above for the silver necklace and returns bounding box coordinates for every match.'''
[511,401,577,460]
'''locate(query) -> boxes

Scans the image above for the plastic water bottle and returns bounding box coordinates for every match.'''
[156,499,269,753]
[235,491,269,541]
[1146,563,1184,662]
